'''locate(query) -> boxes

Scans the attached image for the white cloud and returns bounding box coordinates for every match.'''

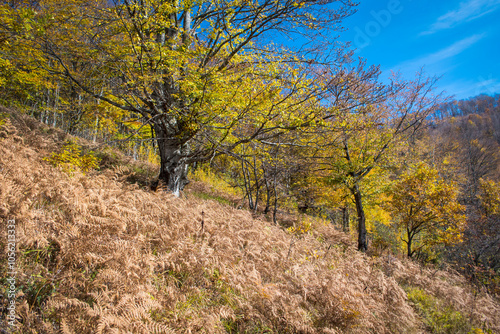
[390,34,485,75]
[421,0,500,35]
[475,75,500,95]
[439,76,500,99]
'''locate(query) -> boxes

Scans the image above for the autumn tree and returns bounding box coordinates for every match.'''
[439,114,499,202]
[443,178,500,292]
[469,179,500,276]
[316,65,444,252]
[9,0,357,193]
[407,94,499,287]
[0,1,48,107]
[432,94,500,122]
[387,163,465,258]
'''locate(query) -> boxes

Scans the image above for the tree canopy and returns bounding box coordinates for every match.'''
[387,163,466,258]
[1,0,357,193]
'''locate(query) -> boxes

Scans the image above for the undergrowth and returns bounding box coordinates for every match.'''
[406,287,477,334]
[43,140,100,175]
[0,107,499,333]
[190,167,243,199]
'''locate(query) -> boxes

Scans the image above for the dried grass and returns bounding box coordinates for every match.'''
[0,109,498,333]
[382,256,500,332]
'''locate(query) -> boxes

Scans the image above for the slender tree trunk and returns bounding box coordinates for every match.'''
[241,159,254,209]
[264,177,271,214]
[272,190,278,225]
[252,156,259,213]
[272,166,278,225]
[45,88,50,124]
[351,183,368,252]
[406,229,414,257]
[52,84,59,127]
[342,205,350,233]
[93,116,99,143]
[133,143,138,161]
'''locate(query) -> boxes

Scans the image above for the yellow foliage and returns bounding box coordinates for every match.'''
[365,204,392,229]
[387,163,466,256]
[478,178,500,215]
[190,166,242,198]
[288,219,313,236]
[287,215,329,237]
[43,140,100,175]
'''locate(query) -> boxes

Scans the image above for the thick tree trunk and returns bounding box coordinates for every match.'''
[154,123,190,196]
[351,183,368,252]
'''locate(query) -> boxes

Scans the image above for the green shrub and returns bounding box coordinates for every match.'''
[407,287,470,333]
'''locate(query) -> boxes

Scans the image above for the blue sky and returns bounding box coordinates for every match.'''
[338,0,500,100]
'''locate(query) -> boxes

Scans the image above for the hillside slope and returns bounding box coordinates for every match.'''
[1,108,499,333]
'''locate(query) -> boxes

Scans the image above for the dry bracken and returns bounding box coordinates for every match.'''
[0,109,499,333]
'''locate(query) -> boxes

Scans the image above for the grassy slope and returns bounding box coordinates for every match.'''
[0,107,499,334]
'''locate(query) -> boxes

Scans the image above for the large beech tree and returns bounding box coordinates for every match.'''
[10,0,356,193]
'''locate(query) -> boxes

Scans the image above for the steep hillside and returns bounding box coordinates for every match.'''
[1,108,499,333]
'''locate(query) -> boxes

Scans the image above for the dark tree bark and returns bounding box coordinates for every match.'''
[406,230,414,257]
[153,122,190,194]
[264,177,271,214]
[351,183,367,252]
[342,205,350,233]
